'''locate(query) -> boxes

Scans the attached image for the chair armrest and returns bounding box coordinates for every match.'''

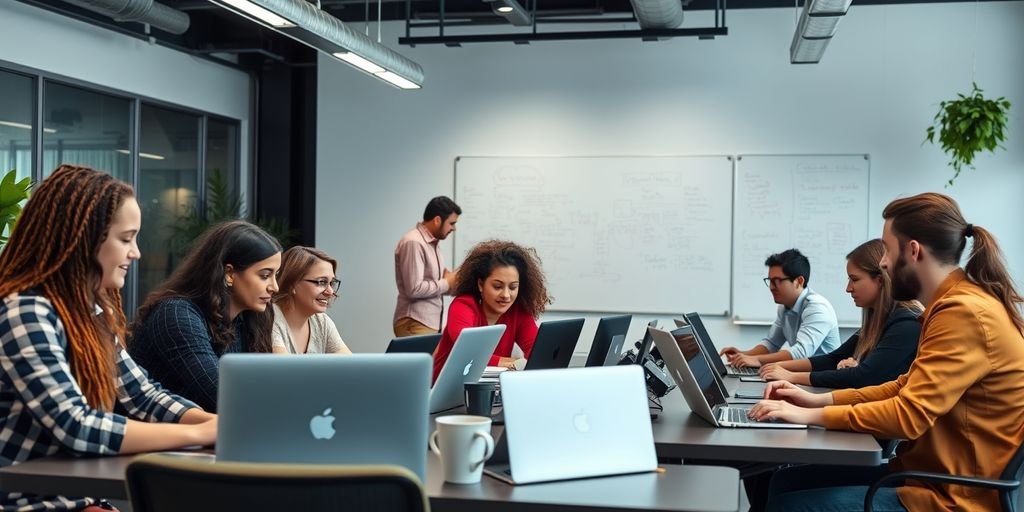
[864,470,1021,512]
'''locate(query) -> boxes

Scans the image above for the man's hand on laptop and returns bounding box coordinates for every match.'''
[746,400,817,425]
[762,381,832,408]
[759,364,792,381]
[728,353,761,368]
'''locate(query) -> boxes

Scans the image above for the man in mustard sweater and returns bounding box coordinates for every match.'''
[750,192,1024,512]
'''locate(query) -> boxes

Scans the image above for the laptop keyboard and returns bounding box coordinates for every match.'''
[728,365,759,375]
[720,407,755,424]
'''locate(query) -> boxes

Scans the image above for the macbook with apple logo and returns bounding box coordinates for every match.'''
[483,365,657,484]
[429,324,505,413]
[216,353,432,481]
[523,317,585,370]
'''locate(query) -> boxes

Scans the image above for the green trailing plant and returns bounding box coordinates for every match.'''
[0,170,32,251]
[169,169,294,257]
[925,82,1012,186]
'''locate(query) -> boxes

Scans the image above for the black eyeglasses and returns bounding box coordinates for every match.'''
[763,276,796,288]
[304,278,341,293]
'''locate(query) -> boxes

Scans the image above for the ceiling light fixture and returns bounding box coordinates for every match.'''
[208,0,424,89]
[0,120,57,134]
[116,149,166,160]
[790,0,852,64]
[484,0,532,26]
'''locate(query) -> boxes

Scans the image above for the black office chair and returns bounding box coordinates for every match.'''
[386,333,442,355]
[864,441,1024,512]
[126,453,429,512]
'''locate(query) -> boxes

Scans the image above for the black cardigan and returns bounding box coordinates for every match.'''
[807,307,921,389]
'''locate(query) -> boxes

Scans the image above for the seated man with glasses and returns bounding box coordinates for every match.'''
[271,246,352,354]
[720,248,840,369]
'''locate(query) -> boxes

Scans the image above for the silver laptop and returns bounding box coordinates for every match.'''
[672,318,765,400]
[430,324,505,413]
[674,315,763,379]
[217,353,432,481]
[484,366,658,484]
[650,326,806,429]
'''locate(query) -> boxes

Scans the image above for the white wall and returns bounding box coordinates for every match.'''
[317,2,1024,355]
[0,0,252,190]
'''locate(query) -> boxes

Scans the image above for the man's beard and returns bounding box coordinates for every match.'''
[891,250,922,301]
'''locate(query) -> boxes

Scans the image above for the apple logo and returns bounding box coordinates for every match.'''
[572,411,591,433]
[309,408,336,440]
[463,359,474,376]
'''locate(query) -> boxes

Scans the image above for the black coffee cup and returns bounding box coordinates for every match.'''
[464,381,499,417]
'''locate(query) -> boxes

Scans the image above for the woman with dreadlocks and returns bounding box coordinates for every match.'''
[0,165,216,511]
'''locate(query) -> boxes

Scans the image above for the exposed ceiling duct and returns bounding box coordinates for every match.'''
[58,0,191,34]
[629,0,683,29]
[208,0,425,88]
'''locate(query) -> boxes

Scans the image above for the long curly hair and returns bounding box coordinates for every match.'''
[132,220,282,353]
[0,165,135,411]
[453,240,551,318]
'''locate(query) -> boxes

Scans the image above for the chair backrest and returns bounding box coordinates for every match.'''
[126,453,430,512]
[386,333,442,355]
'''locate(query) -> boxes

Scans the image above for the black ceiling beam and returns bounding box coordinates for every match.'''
[399,26,727,45]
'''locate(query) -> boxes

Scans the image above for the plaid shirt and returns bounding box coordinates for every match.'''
[0,294,197,511]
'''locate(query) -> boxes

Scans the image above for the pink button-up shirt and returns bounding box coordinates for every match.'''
[393,223,449,330]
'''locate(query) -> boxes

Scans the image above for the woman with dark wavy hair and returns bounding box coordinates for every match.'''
[430,240,551,382]
[129,220,282,412]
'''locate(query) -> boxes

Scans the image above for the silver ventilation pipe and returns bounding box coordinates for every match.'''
[241,0,425,86]
[60,0,191,34]
[629,0,683,29]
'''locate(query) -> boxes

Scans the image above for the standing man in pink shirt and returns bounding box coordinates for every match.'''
[393,196,461,336]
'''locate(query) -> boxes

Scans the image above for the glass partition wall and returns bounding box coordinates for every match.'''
[0,62,242,316]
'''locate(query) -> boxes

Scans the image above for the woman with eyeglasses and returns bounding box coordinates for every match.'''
[270,246,352,354]
[757,239,923,389]
[129,220,282,412]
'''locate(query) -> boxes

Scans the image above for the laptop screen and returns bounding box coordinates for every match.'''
[671,327,728,408]
[636,320,657,364]
[683,312,729,376]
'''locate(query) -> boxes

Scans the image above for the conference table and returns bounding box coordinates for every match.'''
[0,452,741,512]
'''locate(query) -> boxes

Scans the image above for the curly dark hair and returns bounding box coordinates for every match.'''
[453,240,551,318]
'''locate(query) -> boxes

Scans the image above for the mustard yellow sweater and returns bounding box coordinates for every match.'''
[823,269,1024,511]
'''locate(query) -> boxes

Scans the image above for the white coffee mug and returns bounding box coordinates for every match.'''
[429,415,495,484]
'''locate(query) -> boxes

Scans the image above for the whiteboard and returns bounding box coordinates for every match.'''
[731,155,870,326]
[454,156,733,315]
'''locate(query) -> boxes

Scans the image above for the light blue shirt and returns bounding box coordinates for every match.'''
[758,287,841,359]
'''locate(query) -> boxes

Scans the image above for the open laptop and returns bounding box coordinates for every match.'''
[585,314,632,367]
[524,318,585,370]
[677,313,762,379]
[649,326,806,429]
[217,353,432,481]
[385,333,442,355]
[430,324,505,413]
[671,319,764,401]
[484,366,658,484]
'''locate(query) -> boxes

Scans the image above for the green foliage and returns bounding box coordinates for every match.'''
[169,169,294,257]
[0,170,32,250]
[925,83,1012,187]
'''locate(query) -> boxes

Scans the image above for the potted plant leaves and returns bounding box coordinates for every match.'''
[925,83,1012,186]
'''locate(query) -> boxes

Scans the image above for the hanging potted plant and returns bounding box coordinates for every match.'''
[0,169,33,251]
[925,83,1011,186]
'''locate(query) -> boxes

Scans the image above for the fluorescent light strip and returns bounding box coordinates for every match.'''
[0,120,57,133]
[333,52,385,74]
[222,0,295,27]
[496,5,514,13]
[375,71,421,90]
[116,149,166,160]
